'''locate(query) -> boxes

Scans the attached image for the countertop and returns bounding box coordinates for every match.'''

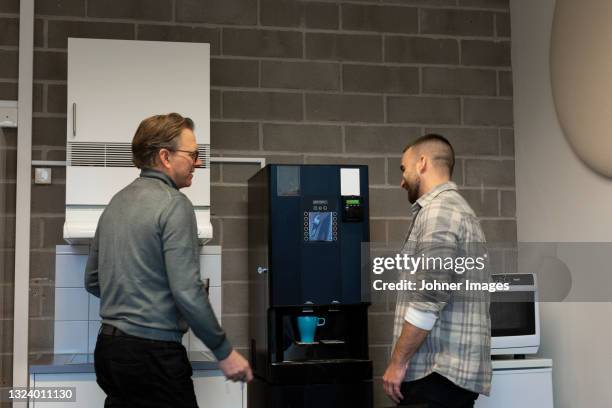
[29,351,220,374]
[29,353,551,375]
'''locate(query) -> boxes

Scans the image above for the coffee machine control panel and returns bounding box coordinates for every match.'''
[303,199,338,242]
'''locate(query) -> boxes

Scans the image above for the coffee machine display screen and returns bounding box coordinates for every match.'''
[308,212,335,241]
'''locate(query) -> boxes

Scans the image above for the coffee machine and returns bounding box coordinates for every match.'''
[248,165,373,408]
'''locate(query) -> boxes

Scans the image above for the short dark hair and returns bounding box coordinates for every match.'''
[131,113,195,169]
[403,133,455,176]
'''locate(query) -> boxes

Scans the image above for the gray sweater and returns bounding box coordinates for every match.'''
[85,168,232,360]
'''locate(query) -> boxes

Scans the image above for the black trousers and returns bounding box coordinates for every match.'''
[397,373,479,408]
[94,330,198,408]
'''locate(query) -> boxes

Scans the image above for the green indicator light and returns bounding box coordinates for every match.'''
[346,199,360,205]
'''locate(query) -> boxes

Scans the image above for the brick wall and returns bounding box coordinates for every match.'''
[0,0,515,406]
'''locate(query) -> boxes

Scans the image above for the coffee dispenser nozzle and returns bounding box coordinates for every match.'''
[330,300,341,312]
[302,301,314,313]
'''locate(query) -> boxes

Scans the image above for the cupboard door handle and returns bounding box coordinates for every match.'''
[72,103,76,137]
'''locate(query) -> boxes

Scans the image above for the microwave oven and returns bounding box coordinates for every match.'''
[490,273,540,356]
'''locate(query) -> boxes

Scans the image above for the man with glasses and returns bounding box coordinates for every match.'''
[85,113,252,407]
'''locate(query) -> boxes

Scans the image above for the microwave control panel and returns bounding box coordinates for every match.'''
[492,273,535,286]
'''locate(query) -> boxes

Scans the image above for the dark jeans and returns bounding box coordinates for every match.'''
[397,373,479,408]
[94,330,198,408]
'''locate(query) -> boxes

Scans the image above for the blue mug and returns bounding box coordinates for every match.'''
[297,316,326,343]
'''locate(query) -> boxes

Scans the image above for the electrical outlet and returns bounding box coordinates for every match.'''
[34,168,52,185]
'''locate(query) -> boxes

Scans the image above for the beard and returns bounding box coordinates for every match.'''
[406,177,420,204]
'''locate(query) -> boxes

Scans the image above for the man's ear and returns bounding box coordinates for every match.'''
[417,155,427,174]
[157,149,172,169]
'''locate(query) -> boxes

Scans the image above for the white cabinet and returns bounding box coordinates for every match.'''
[29,373,106,408]
[193,371,246,408]
[67,38,209,146]
[29,371,245,408]
[64,38,212,243]
[476,359,553,408]
[65,38,211,206]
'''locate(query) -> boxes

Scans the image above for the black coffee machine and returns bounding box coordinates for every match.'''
[248,165,373,408]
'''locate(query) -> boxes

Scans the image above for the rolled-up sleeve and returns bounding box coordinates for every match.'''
[160,195,233,360]
[405,306,437,331]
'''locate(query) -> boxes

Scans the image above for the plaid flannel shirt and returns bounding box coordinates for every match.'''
[392,181,492,395]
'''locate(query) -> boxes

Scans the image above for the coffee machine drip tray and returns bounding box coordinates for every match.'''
[320,340,345,345]
[277,358,370,365]
[294,340,345,346]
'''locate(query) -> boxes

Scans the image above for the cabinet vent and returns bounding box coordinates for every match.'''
[67,142,210,168]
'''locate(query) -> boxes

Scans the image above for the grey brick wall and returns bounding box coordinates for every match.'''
[0,0,516,406]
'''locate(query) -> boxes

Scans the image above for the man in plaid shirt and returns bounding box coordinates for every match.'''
[383,134,491,407]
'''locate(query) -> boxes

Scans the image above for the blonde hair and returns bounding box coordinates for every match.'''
[131,113,194,169]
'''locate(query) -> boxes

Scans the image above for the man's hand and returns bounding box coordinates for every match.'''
[384,321,430,404]
[218,350,253,383]
[383,361,407,404]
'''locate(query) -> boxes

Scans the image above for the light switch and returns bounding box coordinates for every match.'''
[0,100,18,128]
[34,167,52,184]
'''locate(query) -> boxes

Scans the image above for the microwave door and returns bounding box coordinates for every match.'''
[491,291,536,337]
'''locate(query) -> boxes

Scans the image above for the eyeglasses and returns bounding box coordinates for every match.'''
[170,148,199,162]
